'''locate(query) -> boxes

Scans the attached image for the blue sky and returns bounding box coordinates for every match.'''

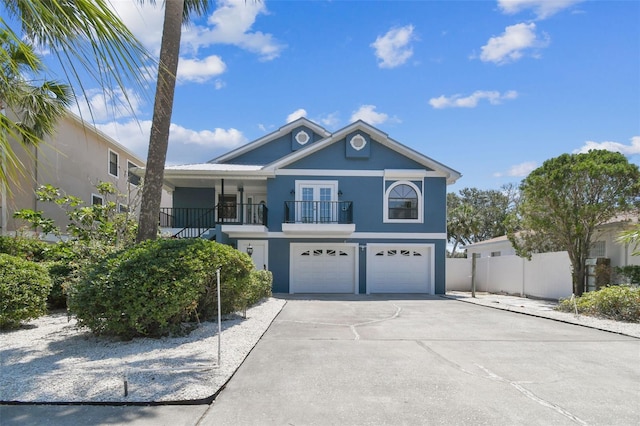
[64,1,639,191]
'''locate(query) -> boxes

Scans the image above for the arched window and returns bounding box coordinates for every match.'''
[384,181,422,222]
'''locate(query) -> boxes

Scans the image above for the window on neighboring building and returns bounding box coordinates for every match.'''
[127,161,140,186]
[589,241,606,258]
[385,182,420,221]
[491,251,501,257]
[92,194,104,206]
[109,150,119,177]
[119,204,129,213]
[472,253,481,259]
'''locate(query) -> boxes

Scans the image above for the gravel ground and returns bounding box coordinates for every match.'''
[0,298,286,404]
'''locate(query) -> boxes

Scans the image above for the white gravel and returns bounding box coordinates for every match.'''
[0,298,286,403]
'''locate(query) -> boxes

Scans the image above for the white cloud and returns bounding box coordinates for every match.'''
[350,105,390,125]
[183,0,285,61]
[318,112,340,128]
[72,88,144,122]
[478,23,549,65]
[497,0,584,19]
[573,136,640,156]
[371,25,416,69]
[110,0,284,62]
[429,90,518,109]
[177,55,227,84]
[494,161,538,178]
[286,109,307,123]
[96,120,247,163]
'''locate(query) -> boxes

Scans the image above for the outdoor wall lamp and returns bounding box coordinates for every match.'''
[338,190,343,196]
[290,189,295,196]
[246,244,253,256]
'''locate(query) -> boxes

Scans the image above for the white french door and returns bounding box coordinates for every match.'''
[296,181,338,223]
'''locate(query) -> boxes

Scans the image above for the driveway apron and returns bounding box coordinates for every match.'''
[201,295,640,426]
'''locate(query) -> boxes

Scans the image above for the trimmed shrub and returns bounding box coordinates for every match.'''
[245,270,273,306]
[556,285,640,323]
[0,235,50,261]
[0,254,52,329]
[67,238,255,338]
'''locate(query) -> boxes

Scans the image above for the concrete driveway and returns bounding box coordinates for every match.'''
[201,295,640,426]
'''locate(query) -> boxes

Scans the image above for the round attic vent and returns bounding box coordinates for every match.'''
[295,130,310,145]
[350,134,367,151]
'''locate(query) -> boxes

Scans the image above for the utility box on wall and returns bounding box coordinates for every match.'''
[585,257,611,292]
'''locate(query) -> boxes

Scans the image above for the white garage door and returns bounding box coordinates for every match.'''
[367,244,432,293]
[290,243,357,293]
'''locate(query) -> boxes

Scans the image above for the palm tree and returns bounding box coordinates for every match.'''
[136,0,211,242]
[0,0,151,183]
[0,29,72,232]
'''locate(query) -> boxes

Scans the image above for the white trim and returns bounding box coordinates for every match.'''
[365,243,435,294]
[282,223,355,236]
[263,231,446,239]
[384,169,428,179]
[221,225,268,238]
[295,180,339,201]
[383,180,423,223]
[127,160,141,186]
[275,169,448,178]
[108,149,119,178]
[211,117,330,164]
[295,130,310,145]
[91,193,104,205]
[350,134,367,151]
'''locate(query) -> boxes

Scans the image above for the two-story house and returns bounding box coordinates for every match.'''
[1,112,146,237]
[159,118,461,294]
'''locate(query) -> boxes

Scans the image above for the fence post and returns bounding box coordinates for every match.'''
[216,268,222,365]
[471,255,476,298]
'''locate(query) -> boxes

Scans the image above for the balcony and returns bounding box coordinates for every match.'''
[160,203,268,238]
[282,201,355,236]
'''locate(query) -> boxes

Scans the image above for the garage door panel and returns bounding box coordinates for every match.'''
[368,245,431,294]
[291,244,356,293]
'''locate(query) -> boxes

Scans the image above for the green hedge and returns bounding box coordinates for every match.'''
[557,285,640,323]
[67,238,256,339]
[0,254,52,328]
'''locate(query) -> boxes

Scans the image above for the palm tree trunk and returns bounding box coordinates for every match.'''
[136,0,184,242]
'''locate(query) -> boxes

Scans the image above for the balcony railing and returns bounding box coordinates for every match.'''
[284,201,353,224]
[160,203,268,230]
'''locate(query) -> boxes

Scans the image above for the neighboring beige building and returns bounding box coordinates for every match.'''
[1,112,145,236]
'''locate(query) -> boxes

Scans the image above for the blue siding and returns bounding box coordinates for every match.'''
[174,187,215,208]
[224,130,323,165]
[286,138,433,171]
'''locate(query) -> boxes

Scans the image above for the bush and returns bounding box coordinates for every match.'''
[67,238,255,339]
[0,254,52,329]
[615,266,640,285]
[45,261,74,309]
[0,235,50,261]
[557,285,640,323]
[245,270,273,306]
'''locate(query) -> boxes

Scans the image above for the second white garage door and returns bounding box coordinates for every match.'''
[367,244,433,294]
[290,243,357,293]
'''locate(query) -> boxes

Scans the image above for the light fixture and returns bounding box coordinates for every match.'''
[246,244,253,256]
[338,190,343,196]
[290,189,295,196]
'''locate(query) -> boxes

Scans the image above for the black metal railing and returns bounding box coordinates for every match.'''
[216,203,268,226]
[159,203,268,237]
[284,201,353,224]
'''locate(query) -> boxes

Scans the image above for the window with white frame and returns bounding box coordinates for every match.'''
[108,150,119,177]
[127,161,140,186]
[384,181,422,223]
[92,194,104,206]
[118,204,129,213]
[589,241,606,258]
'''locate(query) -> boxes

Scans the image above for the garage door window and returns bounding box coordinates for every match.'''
[384,181,422,223]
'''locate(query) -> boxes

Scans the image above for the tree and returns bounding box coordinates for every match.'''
[447,187,511,256]
[136,0,211,242]
[512,150,640,296]
[1,0,151,184]
[0,29,72,184]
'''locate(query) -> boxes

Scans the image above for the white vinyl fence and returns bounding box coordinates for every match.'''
[446,252,573,300]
